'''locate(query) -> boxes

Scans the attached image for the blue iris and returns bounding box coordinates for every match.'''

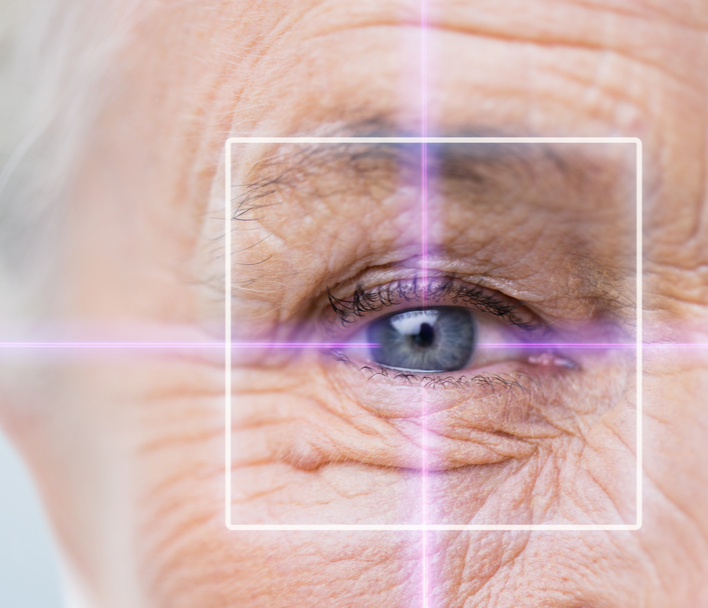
[366,307,476,372]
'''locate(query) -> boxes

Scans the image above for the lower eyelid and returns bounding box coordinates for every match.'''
[315,356,574,443]
[231,349,622,478]
[361,364,539,393]
[325,348,567,392]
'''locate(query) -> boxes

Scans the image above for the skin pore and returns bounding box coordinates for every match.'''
[1,0,708,607]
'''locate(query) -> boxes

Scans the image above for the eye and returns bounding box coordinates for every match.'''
[324,276,564,378]
[367,307,476,372]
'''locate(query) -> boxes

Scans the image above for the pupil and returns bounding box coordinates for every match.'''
[412,322,435,348]
[366,306,476,372]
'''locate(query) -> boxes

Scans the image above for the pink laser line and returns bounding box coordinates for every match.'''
[0,342,705,349]
[0,342,378,349]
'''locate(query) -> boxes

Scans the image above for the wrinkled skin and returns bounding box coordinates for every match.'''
[2,0,708,607]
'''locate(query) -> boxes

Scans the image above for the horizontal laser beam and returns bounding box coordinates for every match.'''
[0,342,705,349]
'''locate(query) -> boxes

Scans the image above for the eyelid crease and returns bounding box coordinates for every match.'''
[326,275,546,332]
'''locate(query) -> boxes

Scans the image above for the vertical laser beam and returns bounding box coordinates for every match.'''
[420,1,429,607]
[635,140,643,529]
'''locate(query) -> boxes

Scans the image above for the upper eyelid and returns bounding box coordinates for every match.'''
[326,276,546,332]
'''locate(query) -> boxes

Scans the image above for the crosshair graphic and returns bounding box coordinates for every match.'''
[224,136,644,532]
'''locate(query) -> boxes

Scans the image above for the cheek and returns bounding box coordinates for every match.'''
[37,351,685,607]
[116,362,421,606]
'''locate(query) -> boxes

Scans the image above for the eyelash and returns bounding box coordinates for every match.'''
[326,275,543,332]
[327,347,540,391]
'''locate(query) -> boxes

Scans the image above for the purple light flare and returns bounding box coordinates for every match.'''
[0,342,706,349]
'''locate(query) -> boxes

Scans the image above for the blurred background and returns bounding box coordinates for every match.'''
[1,1,83,604]
[0,428,63,607]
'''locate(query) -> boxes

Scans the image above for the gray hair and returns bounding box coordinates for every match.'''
[0,0,141,318]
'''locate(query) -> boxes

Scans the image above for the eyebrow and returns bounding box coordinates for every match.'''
[230,119,609,223]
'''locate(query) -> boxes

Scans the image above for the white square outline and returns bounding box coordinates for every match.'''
[224,136,643,532]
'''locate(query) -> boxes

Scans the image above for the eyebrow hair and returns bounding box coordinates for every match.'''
[229,118,596,223]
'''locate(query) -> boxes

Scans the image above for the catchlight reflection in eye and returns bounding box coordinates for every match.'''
[366,307,476,372]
